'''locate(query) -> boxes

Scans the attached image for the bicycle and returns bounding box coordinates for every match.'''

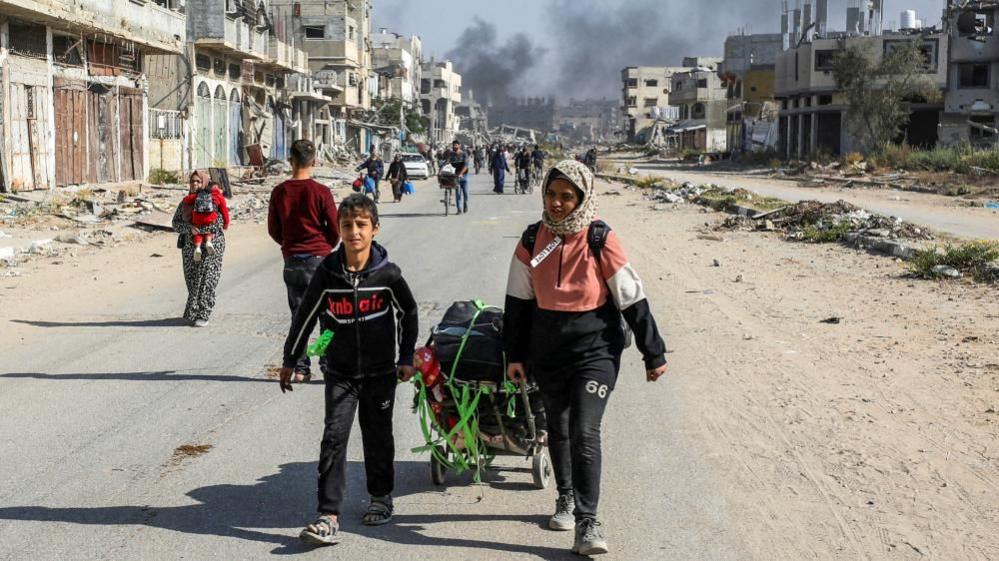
[515,168,530,195]
[439,173,457,216]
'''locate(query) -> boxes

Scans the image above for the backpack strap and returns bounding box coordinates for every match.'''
[520,221,543,252]
[587,220,611,260]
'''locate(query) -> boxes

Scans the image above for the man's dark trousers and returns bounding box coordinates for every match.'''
[284,254,327,375]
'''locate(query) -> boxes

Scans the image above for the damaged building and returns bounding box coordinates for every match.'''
[721,33,783,153]
[939,0,999,147]
[0,0,187,191]
[486,97,555,136]
[775,2,948,158]
[668,61,729,152]
[420,59,462,146]
[556,98,620,143]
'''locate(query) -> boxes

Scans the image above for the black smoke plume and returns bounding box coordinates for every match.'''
[545,0,779,99]
[446,18,548,105]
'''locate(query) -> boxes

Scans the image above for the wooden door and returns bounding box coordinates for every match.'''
[118,90,143,181]
[88,86,119,184]
[53,80,89,186]
[9,84,52,190]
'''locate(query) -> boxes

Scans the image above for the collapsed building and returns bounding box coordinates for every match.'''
[556,98,620,143]
[486,97,556,136]
[721,33,783,153]
[669,62,729,152]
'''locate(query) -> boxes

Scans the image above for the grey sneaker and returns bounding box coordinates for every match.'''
[573,518,608,556]
[193,319,209,328]
[549,493,575,531]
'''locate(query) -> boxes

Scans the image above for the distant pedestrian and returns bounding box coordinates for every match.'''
[446,140,470,214]
[172,171,229,327]
[268,139,340,383]
[492,147,509,194]
[386,154,409,203]
[356,153,384,203]
[280,194,419,547]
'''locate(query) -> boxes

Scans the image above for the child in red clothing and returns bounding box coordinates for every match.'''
[183,180,230,262]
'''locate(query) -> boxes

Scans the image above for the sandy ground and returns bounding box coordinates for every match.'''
[1,174,996,560]
[609,158,999,241]
[597,181,999,560]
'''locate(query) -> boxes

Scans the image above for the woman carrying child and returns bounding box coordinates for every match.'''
[172,171,230,327]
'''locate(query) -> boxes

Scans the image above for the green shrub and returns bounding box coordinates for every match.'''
[801,222,852,243]
[149,168,181,185]
[910,241,999,282]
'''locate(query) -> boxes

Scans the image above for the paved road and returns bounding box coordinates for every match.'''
[618,162,999,240]
[0,172,741,560]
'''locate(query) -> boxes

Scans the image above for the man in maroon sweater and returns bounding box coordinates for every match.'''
[268,139,340,382]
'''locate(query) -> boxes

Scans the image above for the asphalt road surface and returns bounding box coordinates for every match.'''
[0,172,739,560]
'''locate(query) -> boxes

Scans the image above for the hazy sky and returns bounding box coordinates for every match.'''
[373,0,947,101]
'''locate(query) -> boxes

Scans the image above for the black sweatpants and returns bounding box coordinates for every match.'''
[283,255,325,374]
[317,372,397,515]
[535,355,619,521]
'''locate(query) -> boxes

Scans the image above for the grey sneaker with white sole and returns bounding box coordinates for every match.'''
[549,492,575,531]
[573,518,608,556]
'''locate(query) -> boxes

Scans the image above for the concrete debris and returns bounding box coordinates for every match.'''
[0,247,14,260]
[3,270,22,277]
[54,234,91,246]
[931,265,962,278]
[29,240,54,254]
[762,200,933,242]
[628,168,640,175]
[0,230,10,239]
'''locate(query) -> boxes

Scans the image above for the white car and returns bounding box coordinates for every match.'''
[401,153,430,180]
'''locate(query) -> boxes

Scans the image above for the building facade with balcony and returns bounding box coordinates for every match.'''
[270,0,375,153]
[939,2,999,147]
[0,0,186,192]
[669,68,730,152]
[420,59,462,145]
[372,29,422,107]
[775,32,948,158]
[620,66,693,143]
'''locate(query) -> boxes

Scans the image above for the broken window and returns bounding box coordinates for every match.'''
[969,116,996,139]
[697,79,708,88]
[626,97,637,108]
[195,54,212,72]
[52,35,84,66]
[643,98,658,107]
[814,50,837,71]
[644,79,658,87]
[305,26,325,39]
[213,58,226,76]
[421,79,430,94]
[884,39,939,71]
[818,94,833,106]
[9,21,47,59]
[956,10,994,37]
[229,63,241,80]
[625,78,638,88]
[692,103,706,119]
[959,63,990,88]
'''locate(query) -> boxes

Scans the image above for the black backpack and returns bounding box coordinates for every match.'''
[520,220,633,349]
[432,300,506,383]
[194,189,216,214]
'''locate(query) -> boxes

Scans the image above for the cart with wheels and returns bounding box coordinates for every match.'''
[410,301,551,489]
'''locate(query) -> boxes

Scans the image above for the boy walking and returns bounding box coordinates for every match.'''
[268,139,340,382]
[279,194,419,546]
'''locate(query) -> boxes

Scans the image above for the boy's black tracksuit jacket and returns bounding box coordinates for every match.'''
[283,242,418,375]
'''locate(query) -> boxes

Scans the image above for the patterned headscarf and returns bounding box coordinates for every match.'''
[188,171,210,194]
[542,159,598,237]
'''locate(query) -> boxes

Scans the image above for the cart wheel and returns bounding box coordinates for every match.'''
[531,450,552,490]
[431,446,448,486]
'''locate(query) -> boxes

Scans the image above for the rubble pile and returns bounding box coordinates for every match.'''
[769,200,934,242]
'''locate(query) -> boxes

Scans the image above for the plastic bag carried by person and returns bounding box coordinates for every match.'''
[403,181,415,195]
[364,176,377,194]
[352,178,363,192]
